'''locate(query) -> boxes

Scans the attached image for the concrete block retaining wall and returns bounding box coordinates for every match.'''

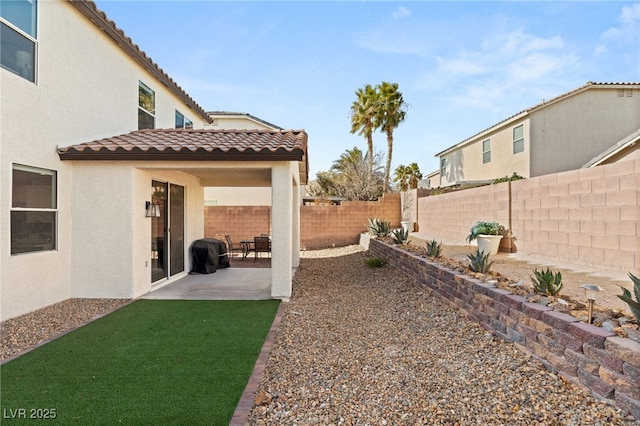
[369,238,640,419]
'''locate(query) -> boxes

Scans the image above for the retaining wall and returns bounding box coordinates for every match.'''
[369,238,640,419]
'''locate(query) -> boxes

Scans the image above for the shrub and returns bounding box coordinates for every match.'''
[426,239,442,258]
[364,257,387,268]
[391,227,410,245]
[467,249,493,273]
[466,221,505,242]
[618,272,640,321]
[531,267,563,296]
[367,218,391,237]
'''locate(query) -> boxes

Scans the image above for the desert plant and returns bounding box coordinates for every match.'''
[364,257,387,268]
[367,218,391,237]
[531,267,563,296]
[466,221,505,242]
[618,272,640,321]
[467,249,493,273]
[391,227,410,245]
[426,239,443,258]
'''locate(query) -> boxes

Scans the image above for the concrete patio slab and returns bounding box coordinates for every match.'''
[141,268,272,300]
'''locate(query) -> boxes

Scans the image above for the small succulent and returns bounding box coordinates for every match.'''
[367,218,392,237]
[618,272,640,322]
[531,267,563,296]
[467,249,493,273]
[391,227,410,245]
[364,257,387,268]
[426,239,443,258]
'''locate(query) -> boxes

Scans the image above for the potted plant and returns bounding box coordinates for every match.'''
[466,221,505,256]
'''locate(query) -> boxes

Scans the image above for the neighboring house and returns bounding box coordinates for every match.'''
[206,111,283,131]
[203,112,282,206]
[1,0,307,321]
[435,82,640,186]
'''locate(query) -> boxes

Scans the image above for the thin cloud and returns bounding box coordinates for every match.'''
[602,3,640,40]
[392,6,412,20]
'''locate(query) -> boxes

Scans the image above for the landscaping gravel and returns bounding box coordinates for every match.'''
[250,246,636,425]
[1,298,129,361]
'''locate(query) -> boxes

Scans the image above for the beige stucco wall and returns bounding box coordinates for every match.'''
[440,118,531,186]
[207,116,275,131]
[1,0,208,320]
[529,87,640,177]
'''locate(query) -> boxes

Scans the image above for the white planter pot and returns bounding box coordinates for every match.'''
[476,235,503,256]
[401,221,413,232]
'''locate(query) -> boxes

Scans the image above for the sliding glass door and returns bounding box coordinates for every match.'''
[151,180,184,283]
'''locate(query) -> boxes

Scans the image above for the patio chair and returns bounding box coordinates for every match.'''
[254,236,271,262]
[225,235,244,259]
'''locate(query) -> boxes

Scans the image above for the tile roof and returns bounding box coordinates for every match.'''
[58,128,308,162]
[69,1,211,123]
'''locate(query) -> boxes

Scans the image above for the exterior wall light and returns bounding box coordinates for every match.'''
[145,201,160,217]
[581,284,603,324]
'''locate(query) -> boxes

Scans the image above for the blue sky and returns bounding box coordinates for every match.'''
[95,1,640,179]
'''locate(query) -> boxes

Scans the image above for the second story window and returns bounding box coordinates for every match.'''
[482,139,491,163]
[440,158,446,176]
[513,124,524,154]
[175,110,194,129]
[1,0,37,82]
[138,81,155,130]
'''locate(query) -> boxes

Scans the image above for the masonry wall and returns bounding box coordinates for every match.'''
[417,159,640,272]
[369,238,640,419]
[204,193,401,250]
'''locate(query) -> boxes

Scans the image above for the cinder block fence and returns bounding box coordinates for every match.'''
[369,238,640,419]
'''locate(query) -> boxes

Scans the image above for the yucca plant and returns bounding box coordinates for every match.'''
[531,267,563,296]
[367,218,391,237]
[426,239,443,258]
[391,227,410,245]
[467,249,493,273]
[618,272,640,321]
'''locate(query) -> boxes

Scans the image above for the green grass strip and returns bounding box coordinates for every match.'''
[1,299,280,425]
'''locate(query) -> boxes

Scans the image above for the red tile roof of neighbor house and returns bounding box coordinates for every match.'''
[57,128,308,162]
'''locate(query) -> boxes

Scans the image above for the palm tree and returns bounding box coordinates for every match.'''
[349,84,378,172]
[376,82,407,192]
[393,163,422,192]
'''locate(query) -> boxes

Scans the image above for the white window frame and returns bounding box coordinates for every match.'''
[175,110,194,129]
[513,124,525,154]
[11,163,57,255]
[482,139,491,164]
[138,81,155,130]
[0,0,38,83]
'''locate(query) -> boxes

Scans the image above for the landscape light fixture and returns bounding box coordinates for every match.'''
[580,284,603,324]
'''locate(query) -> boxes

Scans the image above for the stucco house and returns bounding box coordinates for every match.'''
[433,82,640,187]
[206,111,283,131]
[1,0,307,321]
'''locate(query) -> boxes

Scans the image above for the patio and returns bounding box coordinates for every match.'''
[143,265,272,300]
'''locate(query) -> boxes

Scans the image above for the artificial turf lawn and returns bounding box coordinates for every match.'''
[1,299,280,425]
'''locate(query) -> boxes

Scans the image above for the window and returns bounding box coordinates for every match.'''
[175,110,194,129]
[482,139,491,163]
[440,158,446,176]
[138,81,155,130]
[513,124,524,154]
[11,164,57,254]
[0,0,37,82]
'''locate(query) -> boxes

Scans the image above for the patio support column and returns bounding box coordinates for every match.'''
[292,171,300,269]
[271,163,294,300]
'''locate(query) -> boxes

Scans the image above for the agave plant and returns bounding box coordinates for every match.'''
[618,272,640,322]
[367,218,391,237]
[531,267,563,296]
[467,249,493,273]
[391,227,410,245]
[426,239,443,258]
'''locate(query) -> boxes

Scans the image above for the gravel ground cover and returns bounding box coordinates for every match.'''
[1,298,129,361]
[249,246,636,425]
